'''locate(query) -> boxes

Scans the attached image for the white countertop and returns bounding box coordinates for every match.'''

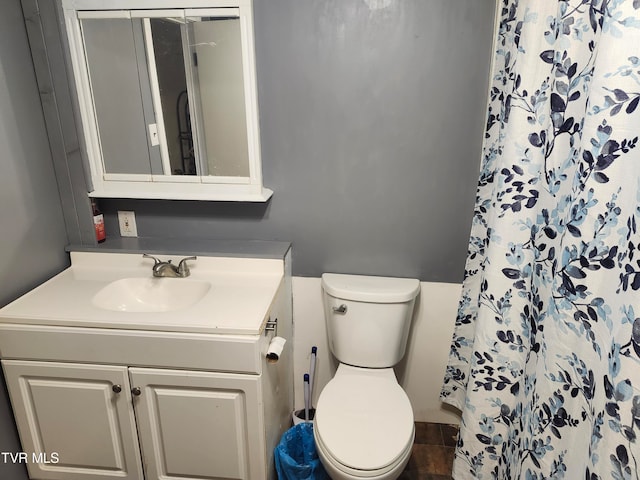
[0,252,284,335]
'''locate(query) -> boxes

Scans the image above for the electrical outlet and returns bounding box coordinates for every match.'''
[117,211,138,237]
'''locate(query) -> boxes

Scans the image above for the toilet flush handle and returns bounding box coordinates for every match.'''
[332,304,347,314]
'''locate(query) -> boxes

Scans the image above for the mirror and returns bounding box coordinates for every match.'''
[62,1,271,201]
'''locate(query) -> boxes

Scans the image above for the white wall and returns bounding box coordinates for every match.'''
[292,277,462,425]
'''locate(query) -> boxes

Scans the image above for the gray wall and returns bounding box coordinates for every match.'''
[100,0,496,283]
[0,0,69,477]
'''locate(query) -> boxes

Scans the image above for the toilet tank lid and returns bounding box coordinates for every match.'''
[322,273,420,303]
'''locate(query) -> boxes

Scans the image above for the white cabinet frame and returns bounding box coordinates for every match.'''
[61,0,272,201]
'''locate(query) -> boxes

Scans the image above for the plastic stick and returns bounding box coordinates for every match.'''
[309,346,317,408]
[304,373,310,421]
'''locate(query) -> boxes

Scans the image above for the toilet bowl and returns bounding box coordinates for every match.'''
[313,364,415,480]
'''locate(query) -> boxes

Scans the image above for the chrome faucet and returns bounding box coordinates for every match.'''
[143,254,197,278]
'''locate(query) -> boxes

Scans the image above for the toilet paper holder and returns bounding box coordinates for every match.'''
[266,336,286,363]
[265,317,278,335]
[264,317,285,363]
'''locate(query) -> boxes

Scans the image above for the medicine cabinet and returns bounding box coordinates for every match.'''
[62,0,272,201]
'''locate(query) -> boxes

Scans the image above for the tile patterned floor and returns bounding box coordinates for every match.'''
[397,422,458,480]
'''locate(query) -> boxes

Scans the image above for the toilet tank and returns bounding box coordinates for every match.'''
[321,273,420,368]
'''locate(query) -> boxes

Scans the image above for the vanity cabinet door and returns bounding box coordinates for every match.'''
[129,368,266,480]
[1,360,143,480]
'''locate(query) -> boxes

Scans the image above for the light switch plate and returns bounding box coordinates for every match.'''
[148,123,159,146]
[118,211,138,237]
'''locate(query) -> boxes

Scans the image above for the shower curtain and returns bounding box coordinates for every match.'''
[441,1,640,479]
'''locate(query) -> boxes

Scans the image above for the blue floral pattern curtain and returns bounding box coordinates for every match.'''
[441,1,640,478]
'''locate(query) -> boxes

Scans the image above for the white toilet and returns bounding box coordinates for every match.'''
[314,273,420,480]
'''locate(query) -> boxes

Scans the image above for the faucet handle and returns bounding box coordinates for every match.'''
[142,253,162,265]
[177,256,197,276]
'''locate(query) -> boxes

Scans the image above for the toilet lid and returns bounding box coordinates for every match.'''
[315,368,414,472]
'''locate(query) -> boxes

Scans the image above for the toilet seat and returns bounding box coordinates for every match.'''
[314,364,414,476]
[315,426,413,479]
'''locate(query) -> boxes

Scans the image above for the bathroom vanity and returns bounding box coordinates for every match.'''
[0,250,293,480]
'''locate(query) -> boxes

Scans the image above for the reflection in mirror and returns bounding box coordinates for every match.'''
[186,16,249,177]
[149,18,194,175]
[79,12,250,178]
[82,17,159,175]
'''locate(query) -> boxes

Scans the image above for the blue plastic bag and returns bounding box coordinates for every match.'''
[274,423,329,480]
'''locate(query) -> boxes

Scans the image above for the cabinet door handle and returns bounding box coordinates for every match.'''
[131,387,142,396]
[112,384,122,394]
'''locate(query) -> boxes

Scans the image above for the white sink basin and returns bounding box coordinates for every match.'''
[92,277,211,313]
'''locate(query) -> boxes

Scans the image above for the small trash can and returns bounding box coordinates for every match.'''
[274,422,328,480]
